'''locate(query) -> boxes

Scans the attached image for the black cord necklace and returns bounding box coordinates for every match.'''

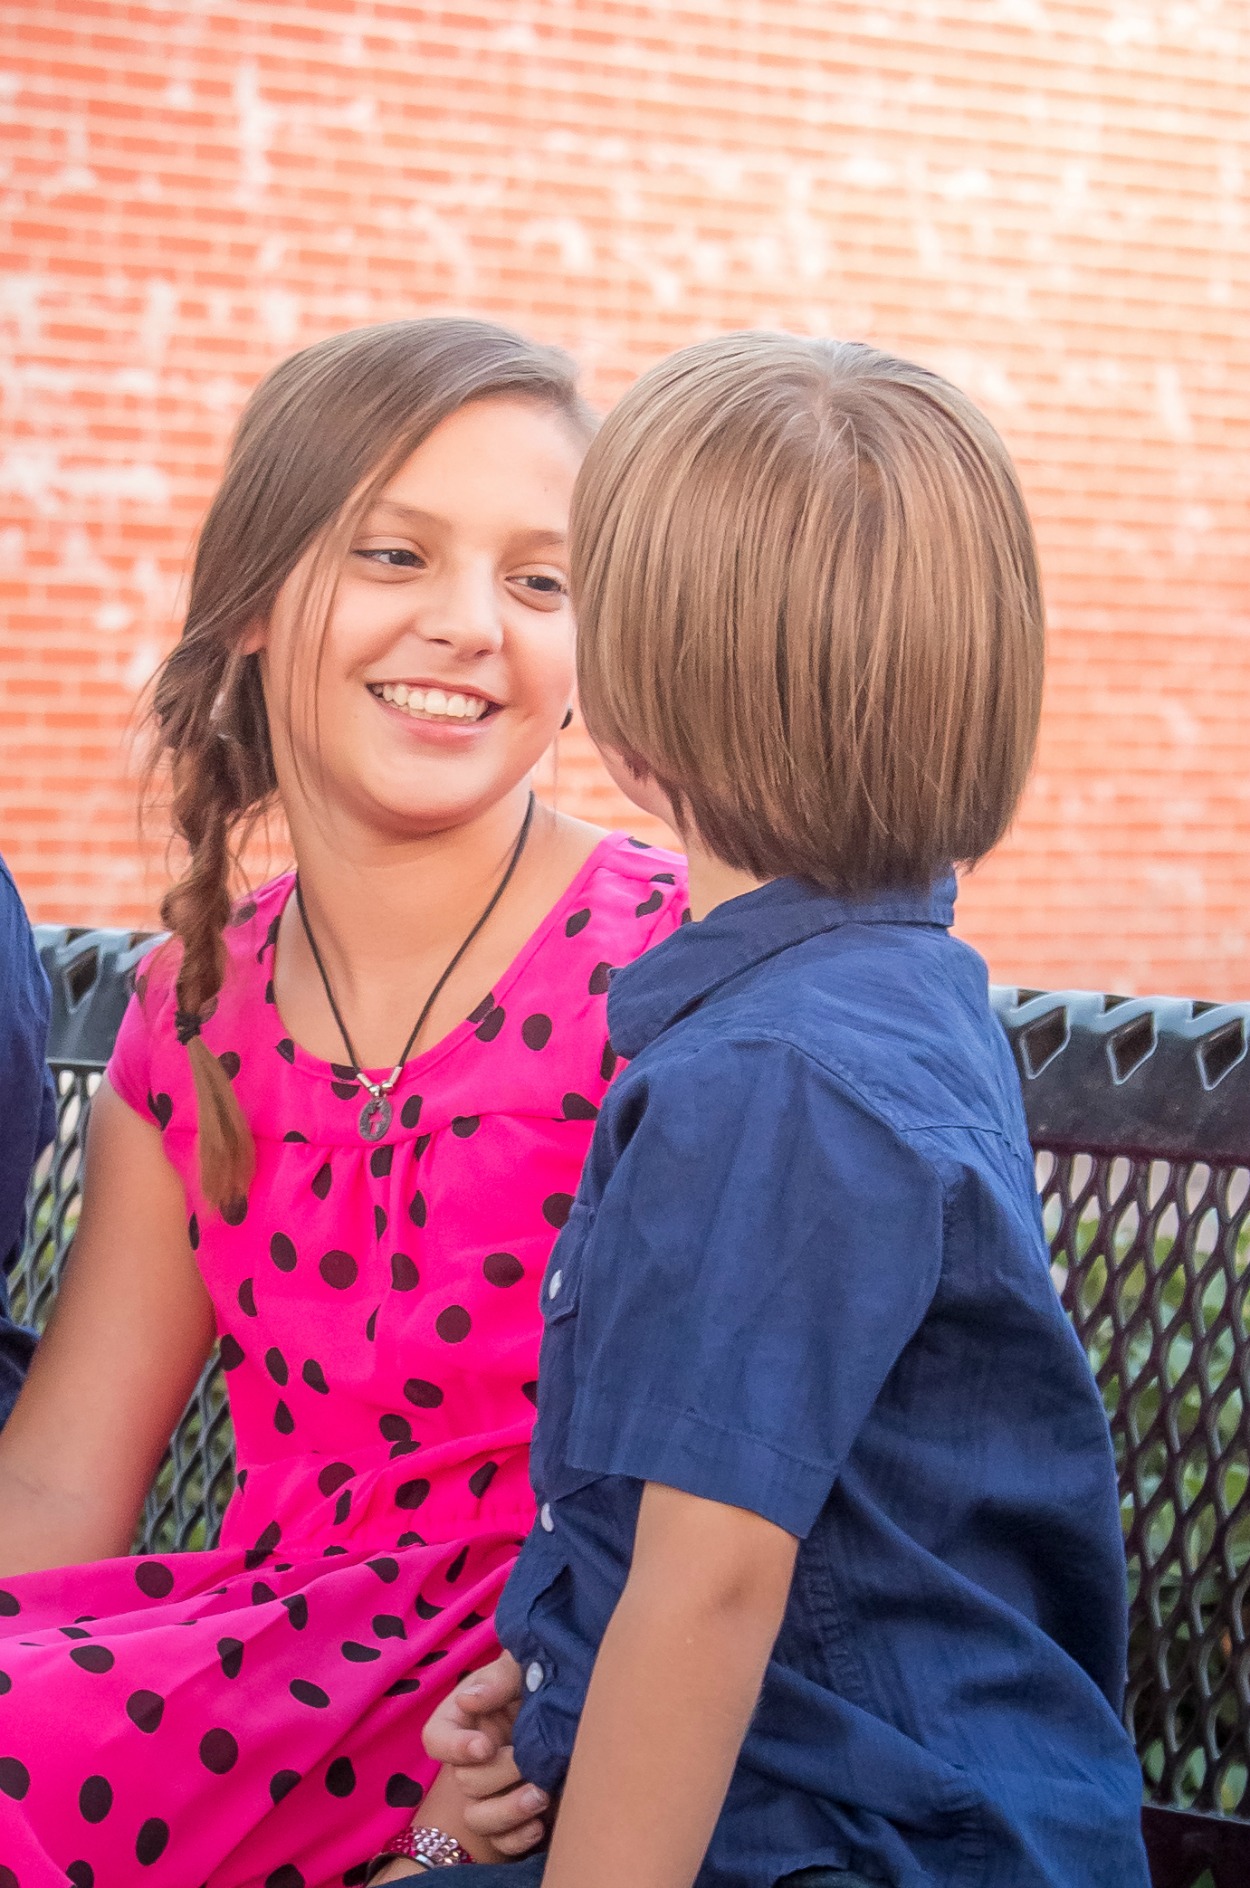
[295,792,536,1143]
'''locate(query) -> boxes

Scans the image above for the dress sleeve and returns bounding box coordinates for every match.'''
[565,1037,945,1538]
[106,984,160,1121]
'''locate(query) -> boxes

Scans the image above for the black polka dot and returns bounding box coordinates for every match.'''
[403,1377,444,1408]
[651,870,676,884]
[0,1866,17,1888]
[318,1462,355,1497]
[415,1594,443,1620]
[219,1335,245,1370]
[238,1278,258,1317]
[600,1039,619,1082]
[283,1129,307,1143]
[302,1359,329,1394]
[367,1555,399,1582]
[264,979,276,1004]
[589,961,613,995]
[562,1092,598,1121]
[369,1143,394,1177]
[435,1305,471,1343]
[67,1863,94,1888]
[270,1232,297,1272]
[451,1114,479,1138]
[231,898,258,925]
[522,1379,538,1405]
[331,1080,357,1101]
[565,907,591,937]
[372,1613,406,1640]
[333,1490,352,1525]
[543,1193,574,1229]
[218,1637,244,1679]
[378,1414,412,1446]
[251,1581,277,1605]
[290,1679,329,1709]
[200,1727,239,1773]
[136,1817,169,1865]
[274,1399,295,1434]
[319,1250,357,1290]
[125,1689,165,1733]
[149,1091,173,1130]
[635,889,663,918]
[680,905,693,924]
[521,1012,554,1052]
[408,1191,427,1229]
[341,1639,381,1661]
[245,1519,281,1568]
[396,1478,431,1510]
[459,1610,486,1630]
[390,1252,419,1291]
[325,1755,356,1797]
[446,1545,469,1582]
[269,1768,300,1804]
[70,1645,114,1674]
[134,1560,174,1599]
[396,1530,425,1548]
[311,1163,333,1200]
[188,1212,200,1250]
[331,1062,356,1083]
[483,1251,524,1288]
[468,992,495,1023]
[218,1049,241,1079]
[277,1037,296,1063]
[282,1594,309,1630]
[0,1672,9,1694]
[0,1590,16,1616]
[364,1306,379,1342]
[373,1204,388,1237]
[468,1461,498,1499]
[414,1132,432,1158]
[59,1625,91,1639]
[265,1868,304,1888]
[475,1004,506,1042]
[386,1676,422,1696]
[627,835,652,848]
[400,1094,423,1130]
[264,1348,289,1386]
[0,1756,29,1799]
[221,1194,248,1227]
[79,1774,113,1822]
[385,1773,425,1809]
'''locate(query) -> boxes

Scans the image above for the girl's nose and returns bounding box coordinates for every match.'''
[417,565,504,658]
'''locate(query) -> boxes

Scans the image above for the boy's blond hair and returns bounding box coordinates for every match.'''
[572,333,1044,891]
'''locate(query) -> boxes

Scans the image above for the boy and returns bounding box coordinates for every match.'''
[372,335,1149,1887]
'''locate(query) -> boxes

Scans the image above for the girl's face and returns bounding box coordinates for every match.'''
[261,395,584,838]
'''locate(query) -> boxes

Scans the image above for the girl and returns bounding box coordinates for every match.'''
[0,319,686,1887]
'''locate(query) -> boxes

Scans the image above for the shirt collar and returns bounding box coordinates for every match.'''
[608,871,957,1059]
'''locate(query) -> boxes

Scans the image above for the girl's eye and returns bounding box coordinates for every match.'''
[354,547,424,570]
[514,573,568,598]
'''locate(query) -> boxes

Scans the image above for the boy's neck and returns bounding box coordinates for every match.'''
[683,838,773,922]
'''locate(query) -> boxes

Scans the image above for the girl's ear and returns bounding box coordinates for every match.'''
[239,614,267,656]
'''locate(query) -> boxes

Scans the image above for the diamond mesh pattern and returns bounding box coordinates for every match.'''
[10,1067,235,1554]
[1039,1150,1250,1820]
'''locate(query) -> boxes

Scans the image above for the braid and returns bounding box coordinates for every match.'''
[155,651,268,1213]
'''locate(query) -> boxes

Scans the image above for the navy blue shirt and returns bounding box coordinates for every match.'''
[498,875,1149,1888]
[0,855,55,1423]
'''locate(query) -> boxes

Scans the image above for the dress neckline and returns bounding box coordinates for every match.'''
[255,831,635,1094]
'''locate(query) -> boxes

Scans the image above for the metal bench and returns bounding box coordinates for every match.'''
[13,928,1250,1885]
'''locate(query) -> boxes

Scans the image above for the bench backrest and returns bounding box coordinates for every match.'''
[15,930,1250,1881]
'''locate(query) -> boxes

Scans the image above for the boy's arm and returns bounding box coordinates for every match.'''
[542,1480,797,1888]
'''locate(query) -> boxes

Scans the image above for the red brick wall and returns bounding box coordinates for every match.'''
[2,1,1247,998]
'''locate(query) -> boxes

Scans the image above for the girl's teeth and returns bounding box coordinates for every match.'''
[373,685,488,722]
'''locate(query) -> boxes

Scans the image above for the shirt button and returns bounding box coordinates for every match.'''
[547,1269,563,1301]
[539,1502,554,1532]
[525,1660,544,1693]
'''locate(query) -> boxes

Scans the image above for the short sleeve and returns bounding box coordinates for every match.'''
[566,1038,945,1537]
[106,985,159,1119]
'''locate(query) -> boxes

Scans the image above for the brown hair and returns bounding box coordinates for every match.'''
[148,317,594,1212]
[573,332,1044,892]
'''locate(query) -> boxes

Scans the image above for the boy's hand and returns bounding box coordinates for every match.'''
[423,1653,549,1854]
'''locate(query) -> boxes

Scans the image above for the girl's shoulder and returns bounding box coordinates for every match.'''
[129,874,293,1035]
[569,832,688,965]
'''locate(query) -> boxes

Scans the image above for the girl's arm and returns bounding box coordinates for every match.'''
[542,1480,798,1888]
[0,1079,216,1573]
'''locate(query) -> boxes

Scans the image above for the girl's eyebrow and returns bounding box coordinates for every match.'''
[366,499,567,551]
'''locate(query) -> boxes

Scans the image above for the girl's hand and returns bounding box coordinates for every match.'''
[423,1654,549,1854]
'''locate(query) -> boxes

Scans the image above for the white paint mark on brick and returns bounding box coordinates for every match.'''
[235,62,276,200]
[520,217,594,273]
[940,167,992,202]
[260,288,300,349]
[95,604,133,634]
[1154,362,1192,443]
[841,152,894,190]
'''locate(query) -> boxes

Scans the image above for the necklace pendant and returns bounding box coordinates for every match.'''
[358,1095,393,1142]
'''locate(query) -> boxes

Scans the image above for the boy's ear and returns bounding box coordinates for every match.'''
[596,743,680,829]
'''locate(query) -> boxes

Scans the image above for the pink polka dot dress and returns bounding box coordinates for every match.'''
[0,834,686,1888]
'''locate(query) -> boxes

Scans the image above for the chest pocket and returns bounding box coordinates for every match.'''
[533,1201,600,1503]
